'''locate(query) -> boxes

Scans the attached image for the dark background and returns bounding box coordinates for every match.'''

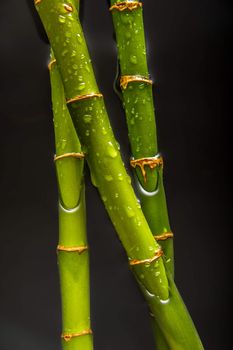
[0,0,232,349]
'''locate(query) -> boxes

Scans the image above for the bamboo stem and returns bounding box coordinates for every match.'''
[109,1,204,349]
[50,50,93,350]
[109,0,174,275]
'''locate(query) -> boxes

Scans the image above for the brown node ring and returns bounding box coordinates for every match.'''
[129,247,163,266]
[48,59,56,71]
[130,156,163,183]
[120,75,153,90]
[61,329,93,342]
[66,93,103,104]
[57,245,88,254]
[109,1,142,12]
[154,232,174,241]
[54,152,85,162]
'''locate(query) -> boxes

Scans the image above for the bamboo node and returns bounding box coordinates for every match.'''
[34,0,42,5]
[57,245,88,253]
[130,155,163,182]
[54,152,85,161]
[154,232,174,241]
[66,93,103,104]
[48,59,56,71]
[62,329,93,342]
[109,1,142,12]
[129,247,163,266]
[64,4,73,12]
[120,75,153,90]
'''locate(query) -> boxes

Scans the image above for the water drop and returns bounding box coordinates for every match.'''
[102,196,107,202]
[77,82,86,91]
[130,55,137,64]
[61,139,66,150]
[101,127,107,135]
[115,193,119,199]
[77,33,82,43]
[85,64,90,73]
[105,175,113,182]
[125,206,135,218]
[118,173,123,181]
[58,15,66,23]
[83,114,92,123]
[106,142,117,158]
[85,130,90,136]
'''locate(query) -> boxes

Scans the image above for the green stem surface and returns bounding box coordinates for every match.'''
[50,52,93,350]
[110,0,173,275]
[109,1,203,349]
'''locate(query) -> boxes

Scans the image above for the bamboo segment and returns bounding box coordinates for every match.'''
[50,53,93,350]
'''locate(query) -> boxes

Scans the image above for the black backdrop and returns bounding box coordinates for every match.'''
[0,1,232,349]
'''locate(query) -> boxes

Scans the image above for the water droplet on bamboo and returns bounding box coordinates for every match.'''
[77,82,86,90]
[101,127,107,135]
[58,15,66,23]
[77,33,82,43]
[118,173,123,181]
[130,55,137,64]
[125,206,135,218]
[106,142,117,158]
[105,175,113,182]
[83,114,92,123]
[102,196,107,202]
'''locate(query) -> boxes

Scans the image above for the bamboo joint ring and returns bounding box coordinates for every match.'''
[57,245,88,253]
[54,152,85,162]
[61,329,93,342]
[154,232,174,241]
[130,156,163,182]
[120,75,153,90]
[66,93,103,104]
[129,247,163,266]
[109,1,142,12]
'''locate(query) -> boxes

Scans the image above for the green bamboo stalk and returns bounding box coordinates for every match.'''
[35,1,203,349]
[109,0,173,275]
[50,50,93,349]
[109,2,203,349]
[109,2,173,348]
